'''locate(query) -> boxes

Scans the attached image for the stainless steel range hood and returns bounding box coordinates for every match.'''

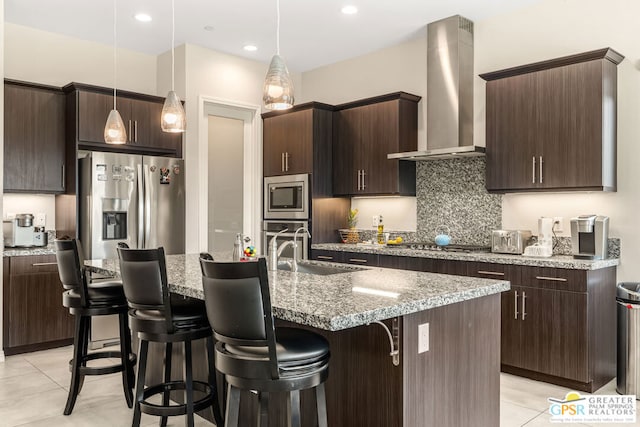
[388,15,484,161]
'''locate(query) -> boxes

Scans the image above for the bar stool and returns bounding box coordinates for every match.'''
[117,247,224,427]
[200,257,330,427]
[54,239,136,415]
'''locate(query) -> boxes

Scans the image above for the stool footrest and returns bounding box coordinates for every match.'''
[139,380,214,417]
[68,351,137,376]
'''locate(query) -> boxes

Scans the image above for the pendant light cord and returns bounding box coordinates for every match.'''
[113,0,117,110]
[171,0,175,91]
[276,0,280,55]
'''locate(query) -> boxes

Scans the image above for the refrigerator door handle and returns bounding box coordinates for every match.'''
[137,163,145,248]
[144,164,152,248]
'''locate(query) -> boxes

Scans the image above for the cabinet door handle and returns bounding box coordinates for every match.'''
[362,170,366,190]
[521,291,527,320]
[539,156,543,184]
[535,276,567,282]
[514,290,519,319]
[285,152,289,171]
[281,153,285,172]
[128,120,132,142]
[532,157,536,183]
[348,258,368,263]
[357,169,361,190]
[477,270,505,276]
[135,120,138,142]
[32,262,58,267]
[61,164,65,189]
[317,255,333,260]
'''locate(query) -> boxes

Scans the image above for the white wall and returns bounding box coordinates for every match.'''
[160,43,302,253]
[474,0,640,281]
[351,197,417,232]
[2,195,55,229]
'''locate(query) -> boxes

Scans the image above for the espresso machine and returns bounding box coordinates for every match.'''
[3,213,48,248]
[570,215,609,259]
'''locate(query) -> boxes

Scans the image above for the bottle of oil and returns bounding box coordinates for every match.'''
[377,215,385,244]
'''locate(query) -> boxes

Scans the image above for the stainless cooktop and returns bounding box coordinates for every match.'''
[396,242,491,253]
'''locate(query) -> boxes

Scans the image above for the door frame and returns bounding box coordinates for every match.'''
[197,95,262,253]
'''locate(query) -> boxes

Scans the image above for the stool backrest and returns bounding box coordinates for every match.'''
[117,247,174,333]
[55,239,90,306]
[200,257,279,377]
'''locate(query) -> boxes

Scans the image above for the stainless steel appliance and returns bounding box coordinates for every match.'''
[79,152,185,260]
[263,174,309,220]
[3,214,48,248]
[570,215,609,260]
[262,220,309,260]
[616,282,640,398]
[491,230,532,254]
[79,152,185,348]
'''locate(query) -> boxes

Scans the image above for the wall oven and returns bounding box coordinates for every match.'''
[262,220,309,260]
[264,174,309,220]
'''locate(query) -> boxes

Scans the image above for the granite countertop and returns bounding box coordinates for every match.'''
[85,253,509,331]
[312,243,619,270]
[3,245,57,257]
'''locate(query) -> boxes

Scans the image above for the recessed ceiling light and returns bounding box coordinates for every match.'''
[134,13,152,22]
[204,25,215,32]
[341,5,358,15]
[243,44,258,52]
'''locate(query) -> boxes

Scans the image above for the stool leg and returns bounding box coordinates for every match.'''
[118,312,134,408]
[77,315,90,394]
[315,384,327,427]
[225,384,240,427]
[160,342,172,427]
[287,390,301,427]
[64,315,86,415]
[257,392,269,427]
[184,340,195,427]
[133,339,149,427]
[206,336,224,426]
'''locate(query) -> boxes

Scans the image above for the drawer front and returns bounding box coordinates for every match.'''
[468,262,521,286]
[310,250,343,263]
[9,255,59,275]
[342,252,379,266]
[520,266,586,292]
[378,255,431,271]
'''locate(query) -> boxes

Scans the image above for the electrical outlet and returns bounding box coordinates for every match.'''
[35,213,46,227]
[418,323,429,353]
[553,216,563,233]
[372,215,380,227]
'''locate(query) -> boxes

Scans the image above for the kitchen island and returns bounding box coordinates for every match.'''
[87,254,510,427]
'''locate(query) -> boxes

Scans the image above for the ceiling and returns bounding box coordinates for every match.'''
[5,0,542,72]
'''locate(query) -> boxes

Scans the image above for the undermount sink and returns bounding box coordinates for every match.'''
[277,262,364,276]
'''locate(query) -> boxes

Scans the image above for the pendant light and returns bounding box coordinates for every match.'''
[263,0,294,110]
[161,0,186,132]
[104,0,127,144]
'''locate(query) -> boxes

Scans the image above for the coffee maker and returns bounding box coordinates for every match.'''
[570,215,609,260]
[3,214,48,248]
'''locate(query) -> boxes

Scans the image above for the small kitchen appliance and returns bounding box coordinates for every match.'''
[3,214,48,248]
[523,217,554,258]
[570,215,609,259]
[491,230,532,254]
[264,174,309,220]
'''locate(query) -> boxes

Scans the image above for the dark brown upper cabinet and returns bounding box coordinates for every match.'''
[64,83,183,158]
[480,48,623,193]
[4,80,66,193]
[333,92,420,196]
[262,103,335,195]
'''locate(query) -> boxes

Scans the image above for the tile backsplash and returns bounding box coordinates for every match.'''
[416,157,502,245]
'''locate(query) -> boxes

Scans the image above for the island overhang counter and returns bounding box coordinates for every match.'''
[86,254,509,427]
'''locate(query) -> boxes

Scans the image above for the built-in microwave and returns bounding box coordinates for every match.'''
[264,174,309,220]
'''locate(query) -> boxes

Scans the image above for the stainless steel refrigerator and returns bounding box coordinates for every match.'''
[79,151,185,348]
[79,151,185,260]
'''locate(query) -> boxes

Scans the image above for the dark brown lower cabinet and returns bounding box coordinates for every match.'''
[3,255,74,355]
[311,250,616,391]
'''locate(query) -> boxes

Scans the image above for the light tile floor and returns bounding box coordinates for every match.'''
[0,345,638,426]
